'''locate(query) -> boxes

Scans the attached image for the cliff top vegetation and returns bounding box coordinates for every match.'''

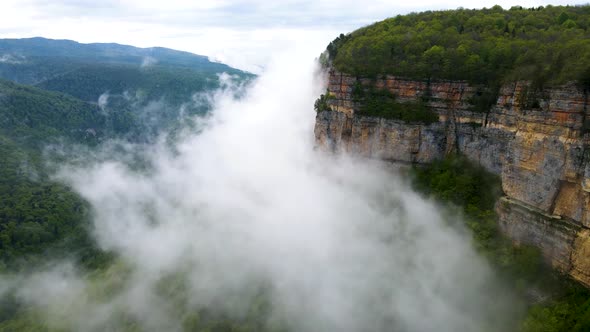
[323,5,590,88]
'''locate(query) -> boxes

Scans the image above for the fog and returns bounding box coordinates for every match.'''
[3,47,520,331]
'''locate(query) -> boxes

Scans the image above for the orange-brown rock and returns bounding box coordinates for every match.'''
[315,69,590,285]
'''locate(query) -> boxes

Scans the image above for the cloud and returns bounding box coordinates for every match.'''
[0,54,25,64]
[141,56,158,68]
[2,44,523,331]
[97,92,109,112]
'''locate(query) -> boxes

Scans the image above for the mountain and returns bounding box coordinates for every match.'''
[0,37,229,69]
[315,5,590,331]
[0,38,252,270]
[0,37,253,116]
[0,37,242,84]
[0,37,253,142]
[0,38,264,331]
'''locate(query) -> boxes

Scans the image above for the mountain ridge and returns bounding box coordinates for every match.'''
[0,37,228,70]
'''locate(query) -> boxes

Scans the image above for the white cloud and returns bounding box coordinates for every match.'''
[0,54,25,64]
[3,44,522,332]
[97,92,109,112]
[141,56,158,68]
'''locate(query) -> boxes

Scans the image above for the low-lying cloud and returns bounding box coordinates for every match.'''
[141,56,158,68]
[3,47,521,331]
[0,54,25,64]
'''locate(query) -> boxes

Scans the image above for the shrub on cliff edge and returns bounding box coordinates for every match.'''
[355,87,439,124]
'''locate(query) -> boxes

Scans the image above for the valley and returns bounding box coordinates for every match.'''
[2,4,590,332]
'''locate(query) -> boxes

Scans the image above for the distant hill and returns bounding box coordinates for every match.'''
[0,37,252,106]
[0,37,240,82]
[0,39,254,269]
[0,67,219,268]
[0,37,253,140]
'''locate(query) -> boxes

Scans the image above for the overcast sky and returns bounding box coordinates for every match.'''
[1,0,584,72]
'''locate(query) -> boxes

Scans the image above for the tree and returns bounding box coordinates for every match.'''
[422,45,446,77]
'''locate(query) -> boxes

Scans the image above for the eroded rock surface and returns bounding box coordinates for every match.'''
[315,69,590,286]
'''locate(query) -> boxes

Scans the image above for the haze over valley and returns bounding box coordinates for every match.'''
[2,1,590,331]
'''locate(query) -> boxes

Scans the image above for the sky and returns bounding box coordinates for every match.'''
[0,0,584,72]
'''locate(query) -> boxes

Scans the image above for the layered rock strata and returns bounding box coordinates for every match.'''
[315,69,590,285]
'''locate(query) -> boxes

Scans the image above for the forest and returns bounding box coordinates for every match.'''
[0,38,253,272]
[0,37,261,329]
[0,79,113,271]
[0,37,243,85]
[36,63,227,106]
[324,5,590,89]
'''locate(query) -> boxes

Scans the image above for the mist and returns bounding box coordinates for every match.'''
[2,47,521,331]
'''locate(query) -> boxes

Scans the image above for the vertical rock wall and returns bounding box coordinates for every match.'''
[315,69,590,285]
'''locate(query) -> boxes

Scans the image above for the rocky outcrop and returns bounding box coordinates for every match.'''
[315,69,590,286]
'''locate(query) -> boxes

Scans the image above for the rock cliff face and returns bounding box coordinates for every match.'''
[315,69,590,286]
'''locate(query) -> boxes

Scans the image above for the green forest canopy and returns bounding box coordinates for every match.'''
[0,79,112,270]
[0,40,254,269]
[326,5,590,87]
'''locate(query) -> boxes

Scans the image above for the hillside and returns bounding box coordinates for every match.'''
[0,39,275,332]
[35,63,221,105]
[0,79,103,147]
[0,37,241,84]
[0,39,252,269]
[0,37,253,117]
[0,80,109,269]
[0,38,255,144]
[324,5,590,87]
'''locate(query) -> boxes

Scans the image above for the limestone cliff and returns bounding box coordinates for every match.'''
[315,69,590,286]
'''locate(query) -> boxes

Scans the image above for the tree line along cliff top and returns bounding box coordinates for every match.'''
[322,5,590,88]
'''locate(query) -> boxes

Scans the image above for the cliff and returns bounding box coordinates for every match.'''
[315,69,590,286]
